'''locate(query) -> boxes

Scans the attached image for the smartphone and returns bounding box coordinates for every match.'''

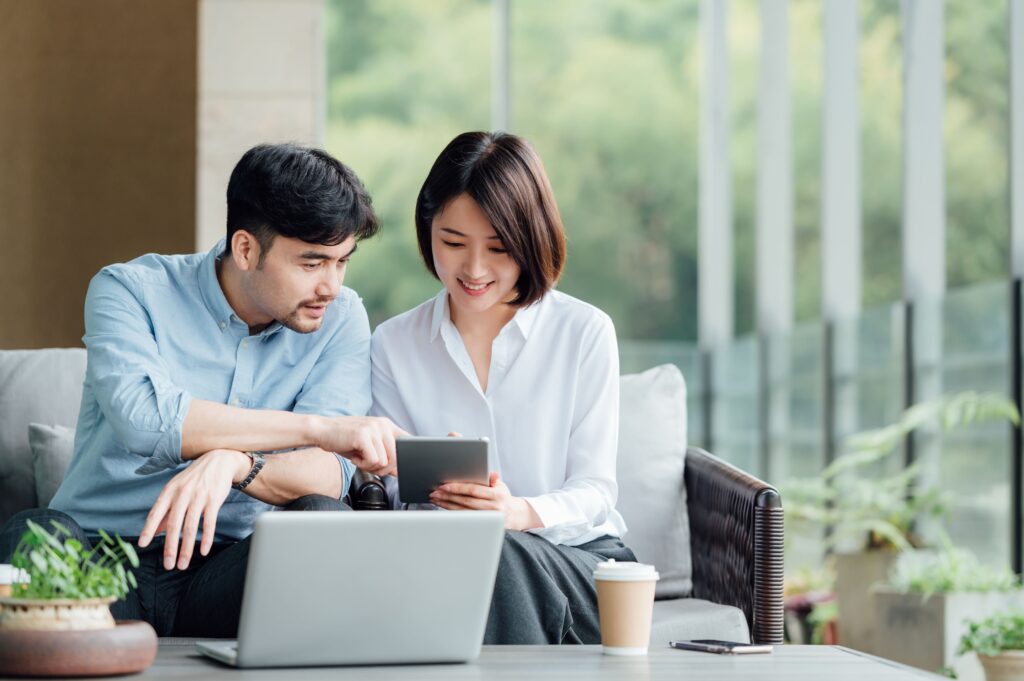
[669,640,774,655]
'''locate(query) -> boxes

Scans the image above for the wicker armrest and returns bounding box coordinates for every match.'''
[684,447,784,644]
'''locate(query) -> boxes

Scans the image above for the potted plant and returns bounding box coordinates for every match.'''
[959,612,1024,681]
[0,520,157,677]
[873,547,1023,680]
[783,565,837,644]
[784,391,1020,654]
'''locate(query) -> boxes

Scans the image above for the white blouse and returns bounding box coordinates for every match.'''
[370,288,627,546]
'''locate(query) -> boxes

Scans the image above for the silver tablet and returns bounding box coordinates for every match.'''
[396,437,489,504]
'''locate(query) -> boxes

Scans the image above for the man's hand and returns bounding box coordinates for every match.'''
[138,449,250,570]
[313,416,407,477]
[430,473,543,531]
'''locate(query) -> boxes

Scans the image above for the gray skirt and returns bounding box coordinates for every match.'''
[486,531,636,645]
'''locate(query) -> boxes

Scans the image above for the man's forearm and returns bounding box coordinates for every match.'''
[227,447,344,506]
[180,399,327,459]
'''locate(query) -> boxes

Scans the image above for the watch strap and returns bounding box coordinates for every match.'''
[233,451,265,491]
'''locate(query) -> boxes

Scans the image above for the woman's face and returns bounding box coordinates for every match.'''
[431,193,521,318]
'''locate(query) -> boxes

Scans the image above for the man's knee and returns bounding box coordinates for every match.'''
[0,508,87,561]
[284,495,352,513]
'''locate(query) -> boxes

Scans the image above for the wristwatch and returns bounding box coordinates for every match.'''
[233,451,265,491]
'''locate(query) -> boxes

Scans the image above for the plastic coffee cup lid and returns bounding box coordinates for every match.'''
[593,559,659,581]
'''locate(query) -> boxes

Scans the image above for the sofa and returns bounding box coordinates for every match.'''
[0,348,784,645]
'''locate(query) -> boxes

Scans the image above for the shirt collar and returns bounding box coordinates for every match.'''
[197,239,283,337]
[511,298,540,339]
[198,239,235,326]
[429,289,449,342]
[428,288,542,341]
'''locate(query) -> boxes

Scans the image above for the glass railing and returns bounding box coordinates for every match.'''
[711,335,762,477]
[914,282,1012,568]
[619,340,705,449]
[618,278,1018,570]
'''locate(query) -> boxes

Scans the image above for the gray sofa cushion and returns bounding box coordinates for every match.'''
[617,364,691,599]
[0,348,87,524]
[650,598,750,645]
[29,423,76,508]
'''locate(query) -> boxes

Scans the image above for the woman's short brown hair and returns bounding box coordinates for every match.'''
[414,131,567,307]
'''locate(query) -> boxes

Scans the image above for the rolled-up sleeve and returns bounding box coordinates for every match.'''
[523,315,621,544]
[83,270,193,475]
[291,293,373,496]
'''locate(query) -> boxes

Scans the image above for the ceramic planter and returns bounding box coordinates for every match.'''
[0,597,157,677]
[834,549,898,653]
[979,651,1024,681]
[0,596,116,631]
[873,589,1024,681]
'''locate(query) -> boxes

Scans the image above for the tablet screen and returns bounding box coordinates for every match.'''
[396,437,489,504]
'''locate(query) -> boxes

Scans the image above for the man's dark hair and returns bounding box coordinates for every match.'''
[226,144,379,263]
[414,131,567,307]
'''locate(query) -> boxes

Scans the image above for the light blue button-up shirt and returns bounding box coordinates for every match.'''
[49,240,371,541]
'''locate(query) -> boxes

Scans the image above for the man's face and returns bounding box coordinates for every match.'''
[242,234,357,334]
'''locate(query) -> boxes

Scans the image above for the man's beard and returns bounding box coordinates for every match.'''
[278,298,333,334]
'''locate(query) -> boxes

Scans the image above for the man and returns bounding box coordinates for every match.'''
[0,143,405,637]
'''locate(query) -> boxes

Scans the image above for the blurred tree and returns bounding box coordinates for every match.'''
[326,0,1010,339]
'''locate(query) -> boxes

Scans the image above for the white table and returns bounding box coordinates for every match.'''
[95,642,947,680]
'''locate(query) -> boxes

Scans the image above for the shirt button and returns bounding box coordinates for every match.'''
[231,397,241,406]
[241,340,248,349]
[219,321,226,329]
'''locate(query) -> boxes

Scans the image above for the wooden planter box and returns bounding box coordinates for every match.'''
[873,589,1024,681]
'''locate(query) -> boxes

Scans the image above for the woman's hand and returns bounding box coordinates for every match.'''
[430,472,543,531]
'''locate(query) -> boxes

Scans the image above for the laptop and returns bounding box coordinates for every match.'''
[196,510,505,668]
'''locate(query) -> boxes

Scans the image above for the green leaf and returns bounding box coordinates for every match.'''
[119,539,140,568]
[29,551,48,572]
[8,522,138,600]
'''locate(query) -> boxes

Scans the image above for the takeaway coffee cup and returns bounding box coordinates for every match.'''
[593,559,659,656]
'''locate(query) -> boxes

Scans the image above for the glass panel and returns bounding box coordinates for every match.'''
[325,0,491,327]
[938,282,1012,568]
[768,323,824,482]
[620,341,704,448]
[913,282,1012,568]
[511,0,699,342]
[768,323,824,569]
[832,303,905,476]
[711,335,760,476]
[945,2,1010,287]
[860,0,903,307]
[829,304,905,555]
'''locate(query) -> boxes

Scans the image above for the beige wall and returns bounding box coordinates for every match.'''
[0,0,198,349]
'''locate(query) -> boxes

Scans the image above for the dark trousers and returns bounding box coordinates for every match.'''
[485,531,636,645]
[0,495,348,638]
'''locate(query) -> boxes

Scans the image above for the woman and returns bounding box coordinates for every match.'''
[370,131,635,644]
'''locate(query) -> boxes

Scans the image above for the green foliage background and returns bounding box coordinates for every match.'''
[326,0,1009,339]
